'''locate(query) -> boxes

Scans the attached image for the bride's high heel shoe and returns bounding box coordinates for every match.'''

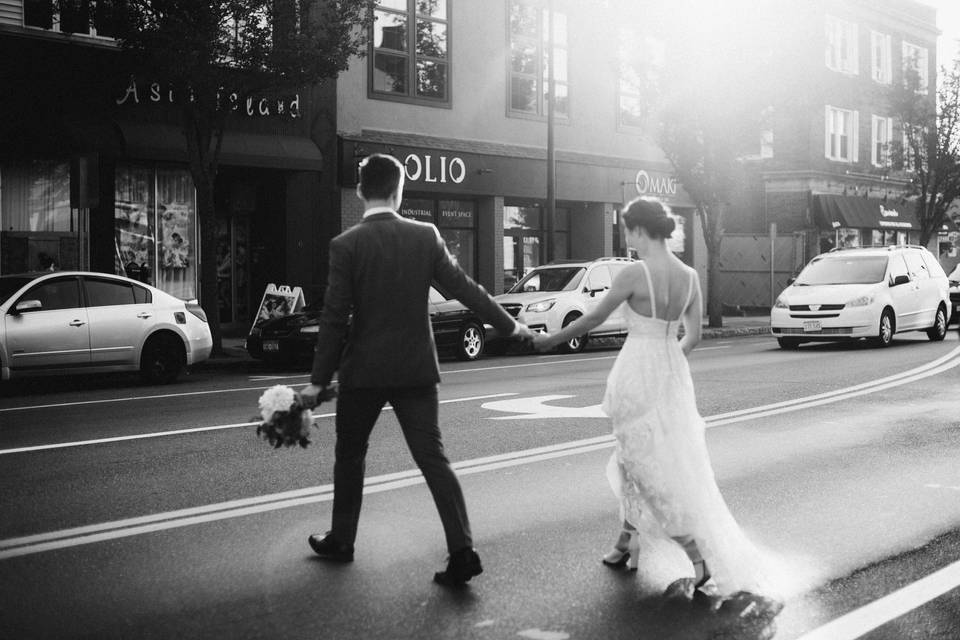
[601,529,639,571]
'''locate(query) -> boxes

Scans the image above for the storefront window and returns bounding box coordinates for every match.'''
[837,228,861,249]
[0,160,79,273]
[399,197,477,277]
[114,164,197,299]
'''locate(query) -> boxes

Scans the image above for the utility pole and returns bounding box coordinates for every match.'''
[545,0,556,263]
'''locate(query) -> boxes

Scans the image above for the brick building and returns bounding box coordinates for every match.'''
[332,0,697,296]
[0,1,335,333]
[720,0,941,310]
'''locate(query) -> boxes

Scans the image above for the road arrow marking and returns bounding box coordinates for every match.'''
[482,395,606,420]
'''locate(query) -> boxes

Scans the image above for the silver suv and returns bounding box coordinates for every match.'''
[494,257,634,353]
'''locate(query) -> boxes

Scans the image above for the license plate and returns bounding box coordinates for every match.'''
[262,340,280,352]
[802,320,822,333]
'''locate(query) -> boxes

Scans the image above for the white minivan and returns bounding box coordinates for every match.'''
[770,246,950,349]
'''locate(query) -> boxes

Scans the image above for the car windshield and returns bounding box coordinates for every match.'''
[794,255,888,285]
[0,276,33,306]
[509,267,585,293]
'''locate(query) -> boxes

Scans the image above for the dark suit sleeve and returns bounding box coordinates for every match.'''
[310,236,352,386]
[430,227,517,336]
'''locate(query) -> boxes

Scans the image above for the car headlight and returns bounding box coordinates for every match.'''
[846,294,874,307]
[773,297,789,309]
[299,325,320,334]
[525,299,556,313]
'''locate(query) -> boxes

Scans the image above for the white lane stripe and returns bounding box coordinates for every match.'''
[708,345,960,422]
[0,393,517,456]
[796,560,960,640]
[0,435,614,558]
[0,356,616,412]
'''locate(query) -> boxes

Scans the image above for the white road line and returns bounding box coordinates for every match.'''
[0,434,614,558]
[0,393,518,456]
[795,560,960,640]
[694,345,730,351]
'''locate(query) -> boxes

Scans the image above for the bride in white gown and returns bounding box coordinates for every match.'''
[533,197,775,601]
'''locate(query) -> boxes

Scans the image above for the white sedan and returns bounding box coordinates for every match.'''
[0,271,212,383]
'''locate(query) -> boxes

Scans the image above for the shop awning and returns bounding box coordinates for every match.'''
[118,122,323,171]
[813,194,919,230]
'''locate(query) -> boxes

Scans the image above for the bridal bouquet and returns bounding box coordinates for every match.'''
[254,384,335,449]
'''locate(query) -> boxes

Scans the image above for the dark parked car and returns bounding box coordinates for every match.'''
[246,286,493,362]
[949,264,960,325]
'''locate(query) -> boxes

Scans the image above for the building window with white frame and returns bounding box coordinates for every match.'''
[370,0,450,105]
[871,115,893,167]
[825,15,858,74]
[902,41,929,94]
[23,0,119,38]
[509,0,568,118]
[825,106,858,162]
[870,31,891,84]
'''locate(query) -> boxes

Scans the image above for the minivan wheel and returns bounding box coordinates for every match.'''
[456,322,485,361]
[140,334,185,384]
[558,313,586,353]
[926,305,947,342]
[873,309,894,347]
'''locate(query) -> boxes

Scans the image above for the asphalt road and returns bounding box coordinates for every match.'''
[1,331,959,639]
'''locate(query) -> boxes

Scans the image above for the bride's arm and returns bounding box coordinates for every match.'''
[679,275,703,356]
[533,268,633,351]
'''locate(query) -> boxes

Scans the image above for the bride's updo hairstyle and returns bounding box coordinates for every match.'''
[622,197,675,240]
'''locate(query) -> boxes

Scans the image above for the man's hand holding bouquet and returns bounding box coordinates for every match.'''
[254,383,337,449]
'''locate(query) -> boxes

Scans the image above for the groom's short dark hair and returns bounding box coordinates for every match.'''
[358,154,404,201]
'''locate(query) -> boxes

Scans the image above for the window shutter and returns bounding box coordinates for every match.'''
[871,115,878,165]
[850,22,859,75]
[852,110,860,162]
[825,106,833,158]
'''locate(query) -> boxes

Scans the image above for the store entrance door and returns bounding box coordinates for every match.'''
[216,181,252,333]
[503,233,541,292]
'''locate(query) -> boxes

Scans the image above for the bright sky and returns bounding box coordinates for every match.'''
[927,0,960,64]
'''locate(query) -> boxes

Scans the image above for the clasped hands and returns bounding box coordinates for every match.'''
[514,322,555,352]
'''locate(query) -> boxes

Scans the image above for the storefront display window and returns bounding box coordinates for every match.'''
[837,228,861,249]
[400,197,477,277]
[114,164,197,299]
[0,160,79,273]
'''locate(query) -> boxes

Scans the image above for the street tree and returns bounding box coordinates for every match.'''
[890,56,960,247]
[643,2,771,327]
[109,0,373,353]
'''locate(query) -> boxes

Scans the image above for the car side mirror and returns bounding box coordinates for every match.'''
[891,275,910,287]
[12,299,42,315]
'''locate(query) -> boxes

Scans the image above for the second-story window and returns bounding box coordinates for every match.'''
[370,0,449,105]
[825,105,858,163]
[508,0,568,119]
[825,15,858,75]
[902,41,929,94]
[871,31,891,84]
[871,115,893,167]
[23,0,119,38]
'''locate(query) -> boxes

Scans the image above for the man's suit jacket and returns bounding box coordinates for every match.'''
[310,211,517,389]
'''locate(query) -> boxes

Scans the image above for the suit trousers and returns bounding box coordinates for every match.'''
[330,385,473,553]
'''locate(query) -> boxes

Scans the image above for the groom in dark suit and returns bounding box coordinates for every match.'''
[301,153,532,586]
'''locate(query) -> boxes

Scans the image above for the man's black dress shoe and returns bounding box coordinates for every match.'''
[308,533,354,562]
[433,547,483,586]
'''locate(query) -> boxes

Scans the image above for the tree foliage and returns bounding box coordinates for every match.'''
[890,56,960,246]
[110,0,374,351]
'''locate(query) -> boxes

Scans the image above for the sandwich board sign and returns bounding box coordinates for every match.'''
[251,284,306,332]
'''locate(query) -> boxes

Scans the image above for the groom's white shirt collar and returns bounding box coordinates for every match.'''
[363,206,396,219]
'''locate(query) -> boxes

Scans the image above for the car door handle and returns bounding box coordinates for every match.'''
[137,312,152,319]
[69,319,86,327]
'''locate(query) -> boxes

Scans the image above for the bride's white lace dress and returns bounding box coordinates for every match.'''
[602,262,771,597]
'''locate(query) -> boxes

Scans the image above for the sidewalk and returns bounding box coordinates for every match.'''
[197,315,772,373]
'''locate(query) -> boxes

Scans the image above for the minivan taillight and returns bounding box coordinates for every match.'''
[185,300,207,323]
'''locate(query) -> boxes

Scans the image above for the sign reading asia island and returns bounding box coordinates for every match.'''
[115,77,301,118]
